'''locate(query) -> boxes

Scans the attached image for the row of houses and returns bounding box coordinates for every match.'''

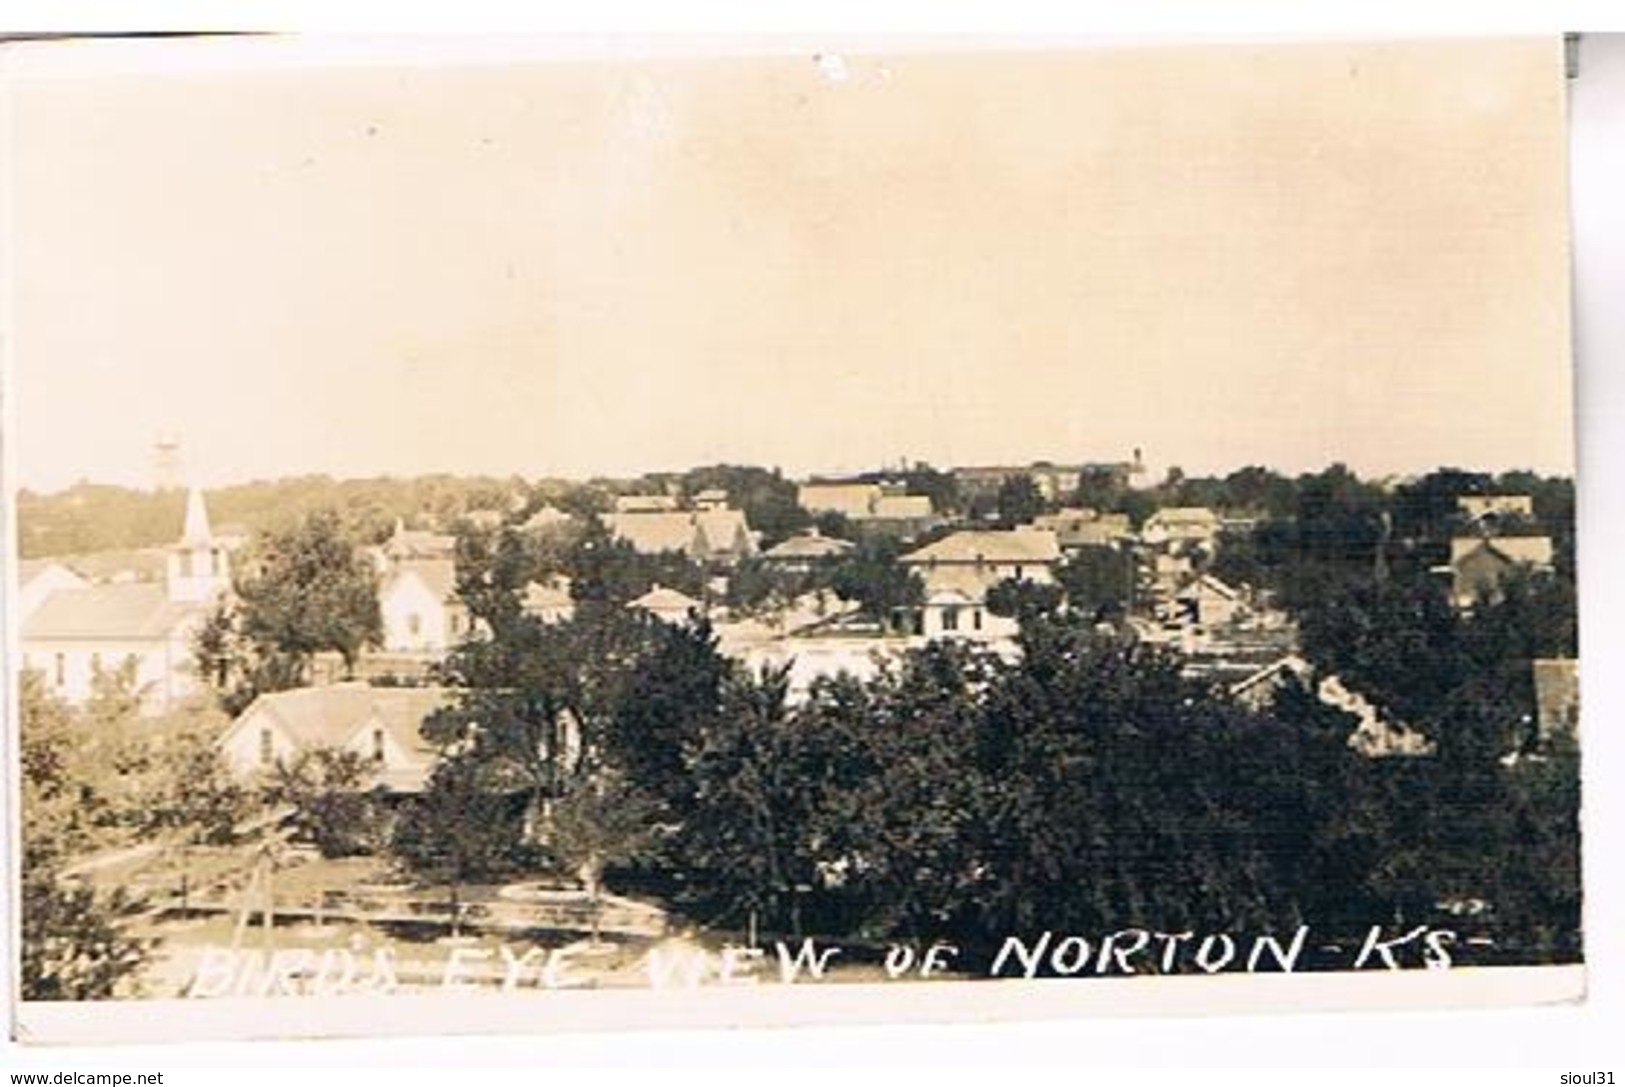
[12,480,1571,750]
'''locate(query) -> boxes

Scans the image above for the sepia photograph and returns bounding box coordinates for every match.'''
[2,30,1589,1047]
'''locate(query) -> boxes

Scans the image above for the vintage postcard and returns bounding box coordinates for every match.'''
[2,34,1582,1044]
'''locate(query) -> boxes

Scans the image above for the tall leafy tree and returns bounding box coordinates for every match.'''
[995,475,1045,526]
[202,511,382,711]
[18,673,152,1000]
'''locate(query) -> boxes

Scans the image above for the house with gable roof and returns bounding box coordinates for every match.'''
[899,526,1061,641]
[218,682,452,793]
[760,529,856,573]
[601,508,758,566]
[1449,534,1555,607]
[378,557,472,655]
[628,582,705,625]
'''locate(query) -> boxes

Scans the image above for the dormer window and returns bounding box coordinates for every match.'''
[372,728,386,763]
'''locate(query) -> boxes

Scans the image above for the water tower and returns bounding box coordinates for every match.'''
[152,433,184,492]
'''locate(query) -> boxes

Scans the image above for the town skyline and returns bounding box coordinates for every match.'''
[12,441,1577,499]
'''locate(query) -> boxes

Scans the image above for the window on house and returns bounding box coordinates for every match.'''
[942,607,960,632]
[54,653,65,687]
[407,613,422,637]
[973,609,983,631]
[259,729,273,766]
[372,728,386,762]
[1013,564,1024,580]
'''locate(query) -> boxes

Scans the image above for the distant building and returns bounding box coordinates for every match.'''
[692,489,730,512]
[20,487,228,714]
[1458,494,1536,527]
[519,505,575,534]
[796,479,940,539]
[521,575,576,624]
[952,464,1081,504]
[954,454,1147,503]
[760,530,856,572]
[614,494,680,514]
[370,519,457,571]
[1532,658,1579,741]
[218,682,451,793]
[1173,574,1247,628]
[602,509,758,565]
[1034,508,1131,551]
[378,557,472,655]
[628,583,705,625]
[797,481,882,519]
[900,527,1061,642]
[1142,507,1221,549]
[1449,535,1555,607]
[1228,655,1431,757]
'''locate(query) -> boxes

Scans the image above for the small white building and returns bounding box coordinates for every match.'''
[899,526,1060,643]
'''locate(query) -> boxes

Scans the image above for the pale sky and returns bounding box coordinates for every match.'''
[5,36,1575,492]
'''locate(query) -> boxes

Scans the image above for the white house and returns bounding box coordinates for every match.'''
[218,683,451,793]
[521,575,576,624]
[899,527,1061,642]
[378,558,471,655]
[19,487,229,714]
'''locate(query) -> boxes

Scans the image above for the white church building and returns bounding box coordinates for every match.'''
[19,487,230,715]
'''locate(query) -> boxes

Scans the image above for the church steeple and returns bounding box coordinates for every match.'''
[167,486,230,603]
[181,485,213,547]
